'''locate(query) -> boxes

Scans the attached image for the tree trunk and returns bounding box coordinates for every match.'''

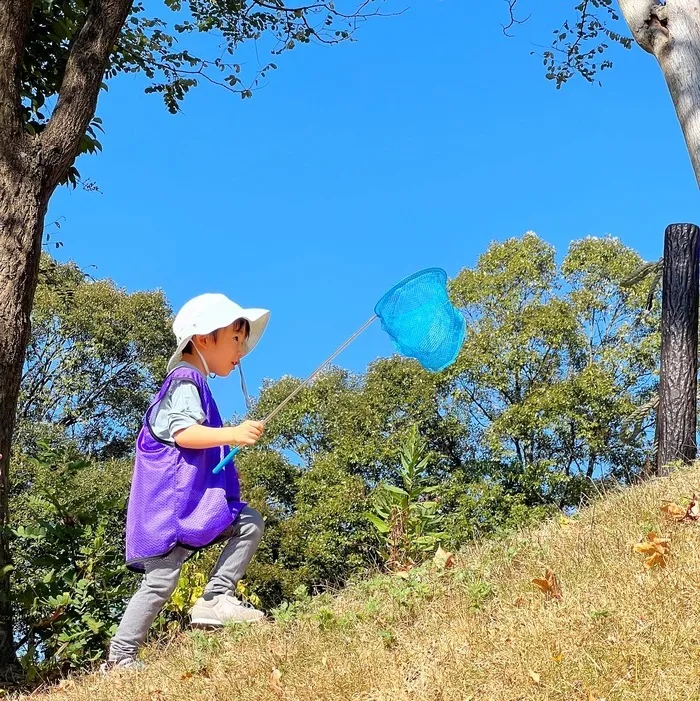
[656,223,700,474]
[0,0,133,680]
[0,154,47,676]
[619,0,700,186]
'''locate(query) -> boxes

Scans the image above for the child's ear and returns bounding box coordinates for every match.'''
[193,334,207,349]
[200,332,218,347]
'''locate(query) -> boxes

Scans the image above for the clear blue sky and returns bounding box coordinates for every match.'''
[48,0,698,420]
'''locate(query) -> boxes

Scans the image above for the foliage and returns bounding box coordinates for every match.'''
[216,235,659,599]
[239,452,375,607]
[16,254,172,459]
[20,0,390,183]
[253,360,469,484]
[21,0,635,137]
[449,233,659,508]
[20,462,700,701]
[9,444,135,678]
[365,426,445,569]
[4,233,665,677]
[436,467,554,547]
[506,0,633,88]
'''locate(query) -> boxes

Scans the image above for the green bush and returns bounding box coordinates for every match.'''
[10,444,135,678]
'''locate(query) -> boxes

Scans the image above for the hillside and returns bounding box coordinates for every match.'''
[22,463,700,701]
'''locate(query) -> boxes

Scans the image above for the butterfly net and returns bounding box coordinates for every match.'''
[374,268,465,372]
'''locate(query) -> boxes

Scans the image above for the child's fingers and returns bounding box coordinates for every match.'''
[248,422,264,437]
[235,421,264,446]
[246,425,263,443]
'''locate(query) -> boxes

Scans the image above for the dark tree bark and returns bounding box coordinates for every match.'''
[0,0,40,677]
[656,223,700,474]
[0,0,133,679]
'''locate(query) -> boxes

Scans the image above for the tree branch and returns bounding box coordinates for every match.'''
[0,1,32,157]
[40,0,134,191]
[502,0,529,38]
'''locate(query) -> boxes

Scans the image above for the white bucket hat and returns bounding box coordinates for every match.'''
[167,293,270,374]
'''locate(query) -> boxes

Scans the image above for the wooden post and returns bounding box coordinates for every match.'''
[657,223,700,474]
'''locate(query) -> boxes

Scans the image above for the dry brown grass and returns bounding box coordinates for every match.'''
[17,463,700,701]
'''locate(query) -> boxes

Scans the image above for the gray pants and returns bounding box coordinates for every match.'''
[109,506,264,661]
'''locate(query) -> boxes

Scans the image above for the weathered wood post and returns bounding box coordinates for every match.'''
[657,223,700,474]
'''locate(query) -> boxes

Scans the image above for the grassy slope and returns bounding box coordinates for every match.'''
[22,463,700,701]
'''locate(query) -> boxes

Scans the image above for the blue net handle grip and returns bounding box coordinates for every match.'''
[213,446,240,474]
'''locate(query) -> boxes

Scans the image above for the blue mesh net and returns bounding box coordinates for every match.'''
[374,268,465,372]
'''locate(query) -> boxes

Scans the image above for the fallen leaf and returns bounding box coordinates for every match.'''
[513,596,526,608]
[528,670,541,684]
[181,671,193,680]
[433,546,455,569]
[661,502,687,521]
[532,568,562,600]
[270,667,283,696]
[648,531,669,545]
[661,495,700,522]
[633,531,670,568]
[644,552,666,569]
[633,542,659,556]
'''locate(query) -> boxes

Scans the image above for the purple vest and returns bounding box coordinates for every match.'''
[125,366,246,571]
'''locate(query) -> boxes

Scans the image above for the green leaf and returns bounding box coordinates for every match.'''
[365,513,390,533]
[382,484,409,497]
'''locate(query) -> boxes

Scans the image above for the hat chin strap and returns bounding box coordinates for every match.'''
[192,340,251,409]
[193,343,214,379]
[238,361,252,411]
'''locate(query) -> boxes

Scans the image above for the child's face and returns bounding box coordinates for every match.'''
[196,322,248,377]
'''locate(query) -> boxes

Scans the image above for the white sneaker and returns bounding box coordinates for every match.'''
[99,657,145,675]
[190,593,265,627]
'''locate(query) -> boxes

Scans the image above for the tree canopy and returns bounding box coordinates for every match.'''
[16,255,172,458]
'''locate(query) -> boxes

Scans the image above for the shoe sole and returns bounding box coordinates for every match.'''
[190,616,263,627]
[190,616,225,628]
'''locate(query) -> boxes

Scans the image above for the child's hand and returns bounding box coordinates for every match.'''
[230,420,264,447]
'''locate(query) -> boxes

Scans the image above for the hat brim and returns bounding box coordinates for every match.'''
[166,308,270,374]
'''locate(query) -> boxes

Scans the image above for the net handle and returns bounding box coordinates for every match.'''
[213,314,378,474]
[263,314,378,424]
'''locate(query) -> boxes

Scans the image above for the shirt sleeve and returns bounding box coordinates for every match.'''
[166,380,206,438]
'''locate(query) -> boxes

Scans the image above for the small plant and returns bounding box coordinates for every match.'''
[379,628,397,649]
[365,426,445,569]
[464,580,493,610]
[271,585,312,626]
[314,607,336,631]
[162,558,207,626]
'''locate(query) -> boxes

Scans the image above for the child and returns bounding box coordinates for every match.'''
[103,293,270,671]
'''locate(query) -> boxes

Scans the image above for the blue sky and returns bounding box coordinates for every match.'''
[48,0,698,420]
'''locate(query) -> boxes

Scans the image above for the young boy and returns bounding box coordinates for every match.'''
[104,293,270,670]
